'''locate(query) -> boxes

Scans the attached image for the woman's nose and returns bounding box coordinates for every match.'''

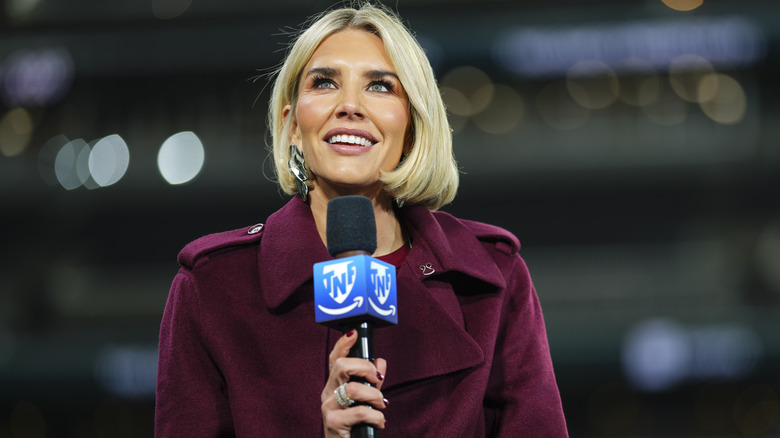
[336,88,364,119]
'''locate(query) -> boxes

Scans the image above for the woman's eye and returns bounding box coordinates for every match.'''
[369,82,391,93]
[312,78,336,89]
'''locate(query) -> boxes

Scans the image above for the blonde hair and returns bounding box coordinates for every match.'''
[268,2,458,210]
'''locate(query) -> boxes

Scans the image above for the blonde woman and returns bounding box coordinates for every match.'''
[156,3,568,437]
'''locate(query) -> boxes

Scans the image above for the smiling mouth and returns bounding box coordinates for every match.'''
[326,134,376,147]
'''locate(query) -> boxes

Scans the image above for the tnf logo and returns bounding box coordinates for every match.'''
[370,261,392,305]
[322,260,357,304]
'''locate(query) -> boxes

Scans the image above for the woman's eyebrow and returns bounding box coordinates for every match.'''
[365,70,399,81]
[305,67,340,78]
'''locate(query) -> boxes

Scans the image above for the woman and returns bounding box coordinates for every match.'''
[155,3,568,437]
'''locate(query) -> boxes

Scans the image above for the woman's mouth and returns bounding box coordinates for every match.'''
[326,134,375,147]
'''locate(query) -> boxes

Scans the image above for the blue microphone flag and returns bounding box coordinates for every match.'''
[314,254,398,328]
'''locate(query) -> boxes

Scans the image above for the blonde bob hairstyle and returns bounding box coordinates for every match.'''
[268,2,458,210]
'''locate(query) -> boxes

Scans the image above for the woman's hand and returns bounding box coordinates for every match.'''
[322,329,388,438]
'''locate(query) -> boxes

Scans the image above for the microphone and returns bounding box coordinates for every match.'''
[314,196,398,438]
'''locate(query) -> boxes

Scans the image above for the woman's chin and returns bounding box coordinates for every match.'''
[312,179,386,199]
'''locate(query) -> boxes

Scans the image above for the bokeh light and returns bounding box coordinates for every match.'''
[566,60,619,110]
[440,66,494,117]
[669,54,715,103]
[690,325,761,379]
[6,0,42,20]
[698,73,747,125]
[622,319,690,392]
[89,134,130,187]
[471,84,525,134]
[0,48,73,106]
[94,345,158,399]
[622,319,762,392]
[0,107,34,157]
[55,139,90,190]
[157,131,205,185]
[662,0,704,12]
[77,141,98,190]
[440,86,469,132]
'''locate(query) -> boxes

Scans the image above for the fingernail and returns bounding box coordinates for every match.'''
[376,371,384,381]
[383,398,390,407]
[346,329,356,337]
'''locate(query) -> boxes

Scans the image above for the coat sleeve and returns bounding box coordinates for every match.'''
[484,253,569,437]
[155,269,235,437]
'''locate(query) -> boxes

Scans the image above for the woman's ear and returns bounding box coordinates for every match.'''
[283,104,300,145]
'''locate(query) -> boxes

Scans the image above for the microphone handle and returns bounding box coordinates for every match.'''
[347,321,379,438]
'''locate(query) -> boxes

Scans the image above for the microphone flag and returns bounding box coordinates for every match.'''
[314,255,398,328]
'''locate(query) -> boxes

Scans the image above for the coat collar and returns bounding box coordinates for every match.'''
[258,196,328,309]
[402,205,506,290]
[258,196,506,310]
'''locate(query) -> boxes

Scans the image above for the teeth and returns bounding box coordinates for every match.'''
[327,134,373,146]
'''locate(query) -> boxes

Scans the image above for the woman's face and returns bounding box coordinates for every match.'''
[288,28,411,198]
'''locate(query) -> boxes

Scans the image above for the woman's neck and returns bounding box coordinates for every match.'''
[308,186,405,257]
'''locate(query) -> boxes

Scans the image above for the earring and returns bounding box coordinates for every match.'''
[288,144,309,202]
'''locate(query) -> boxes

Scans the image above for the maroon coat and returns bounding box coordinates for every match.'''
[156,196,568,437]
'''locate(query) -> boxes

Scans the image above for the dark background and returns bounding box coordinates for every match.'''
[1,0,779,436]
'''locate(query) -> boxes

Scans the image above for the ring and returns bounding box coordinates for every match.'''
[334,383,355,408]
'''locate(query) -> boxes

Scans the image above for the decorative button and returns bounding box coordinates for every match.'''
[248,223,264,235]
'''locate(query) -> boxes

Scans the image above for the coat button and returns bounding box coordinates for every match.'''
[248,223,264,234]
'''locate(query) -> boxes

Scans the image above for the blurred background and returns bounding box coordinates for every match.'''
[1,0,779,436]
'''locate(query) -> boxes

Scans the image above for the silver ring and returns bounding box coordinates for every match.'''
[334,383,355,408]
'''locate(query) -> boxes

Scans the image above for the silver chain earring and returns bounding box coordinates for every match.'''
[288,144,309,202]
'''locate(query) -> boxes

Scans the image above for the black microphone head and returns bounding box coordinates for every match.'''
[326,196,377,257]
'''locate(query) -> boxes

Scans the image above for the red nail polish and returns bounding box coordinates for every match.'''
[377,371,384,381]
[346,329,356,337]
[383,398,390,407]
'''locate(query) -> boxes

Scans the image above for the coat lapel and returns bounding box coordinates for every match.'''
[375,205,507,389]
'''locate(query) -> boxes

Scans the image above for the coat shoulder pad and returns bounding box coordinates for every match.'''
[178,223,265,270]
